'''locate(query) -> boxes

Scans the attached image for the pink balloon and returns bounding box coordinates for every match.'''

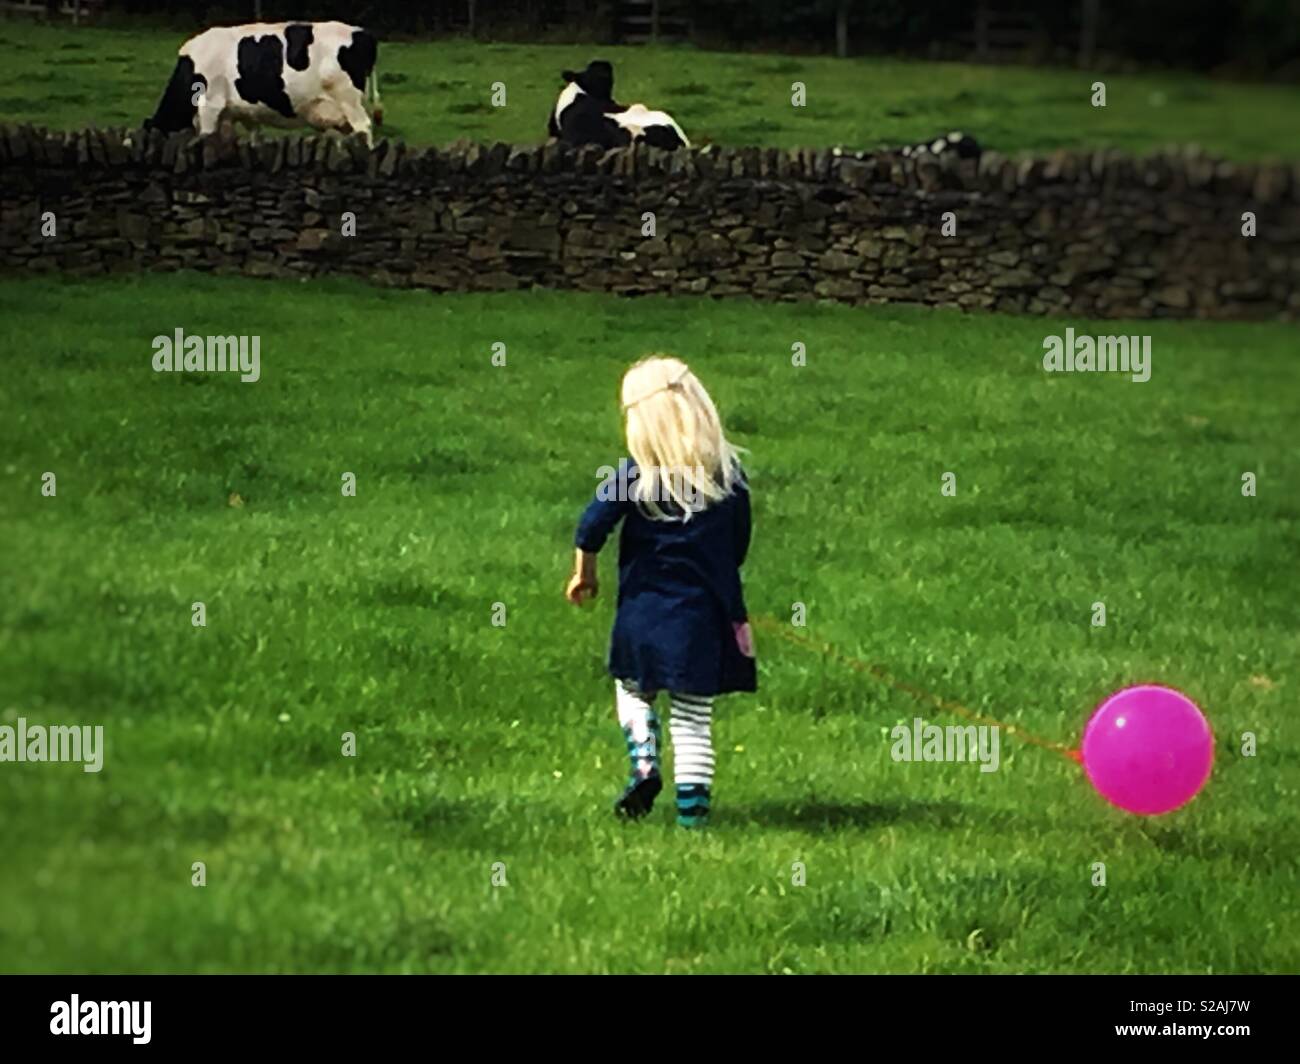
[1081,684,1214,815]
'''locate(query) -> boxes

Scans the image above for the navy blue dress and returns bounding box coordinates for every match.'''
[575,460,757,697]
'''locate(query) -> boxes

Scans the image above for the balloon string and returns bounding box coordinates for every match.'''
[751,615,1081,763]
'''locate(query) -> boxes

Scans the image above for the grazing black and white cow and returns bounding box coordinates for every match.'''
[145,22,382,145]
[548,60,690,151]
[900,131,982,161]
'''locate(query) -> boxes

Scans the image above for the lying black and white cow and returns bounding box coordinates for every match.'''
[548,60,690,151]
[145,21,382,145]
[900,131,982,161]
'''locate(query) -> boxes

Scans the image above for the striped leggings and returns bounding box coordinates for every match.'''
[615,679,715,788]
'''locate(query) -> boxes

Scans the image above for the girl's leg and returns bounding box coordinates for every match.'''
[613,679,662,818]
[668,692,715,827]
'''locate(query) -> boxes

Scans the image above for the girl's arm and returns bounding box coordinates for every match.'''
[565,548,599,604]
[568,472,631,605]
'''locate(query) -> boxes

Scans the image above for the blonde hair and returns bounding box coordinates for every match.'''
[620,355,742,520]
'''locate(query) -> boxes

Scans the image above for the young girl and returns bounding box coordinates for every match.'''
[566,355,756,828]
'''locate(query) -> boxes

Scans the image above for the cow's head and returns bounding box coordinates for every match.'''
[561,60,615,101]
[145,55,206,134]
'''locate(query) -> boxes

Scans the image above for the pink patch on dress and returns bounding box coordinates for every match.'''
[733,621,755,658]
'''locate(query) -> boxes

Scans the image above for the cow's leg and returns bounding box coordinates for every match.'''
[196,104,221,137]
[195,84,225,137]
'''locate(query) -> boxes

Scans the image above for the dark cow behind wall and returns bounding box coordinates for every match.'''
[548,60,690,151]
[146,21,382,145]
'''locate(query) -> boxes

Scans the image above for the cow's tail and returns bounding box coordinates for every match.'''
[340,28,382,126]
[366,62,383,126]
[145,55,203,134]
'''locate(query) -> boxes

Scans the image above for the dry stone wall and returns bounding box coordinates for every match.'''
[1,125,1297,320]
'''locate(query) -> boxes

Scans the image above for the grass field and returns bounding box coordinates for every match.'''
[1,272,1297,973]
[1,19,1299,159]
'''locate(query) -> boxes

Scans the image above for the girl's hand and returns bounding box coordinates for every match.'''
[566,548,599,605]
[565,572,598,605]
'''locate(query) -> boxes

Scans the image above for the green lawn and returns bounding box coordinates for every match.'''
[0,19,1298,158]
[0,272,1296,973]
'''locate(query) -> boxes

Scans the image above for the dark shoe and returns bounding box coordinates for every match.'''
[675,783,711,828]
[614,771,663,819]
